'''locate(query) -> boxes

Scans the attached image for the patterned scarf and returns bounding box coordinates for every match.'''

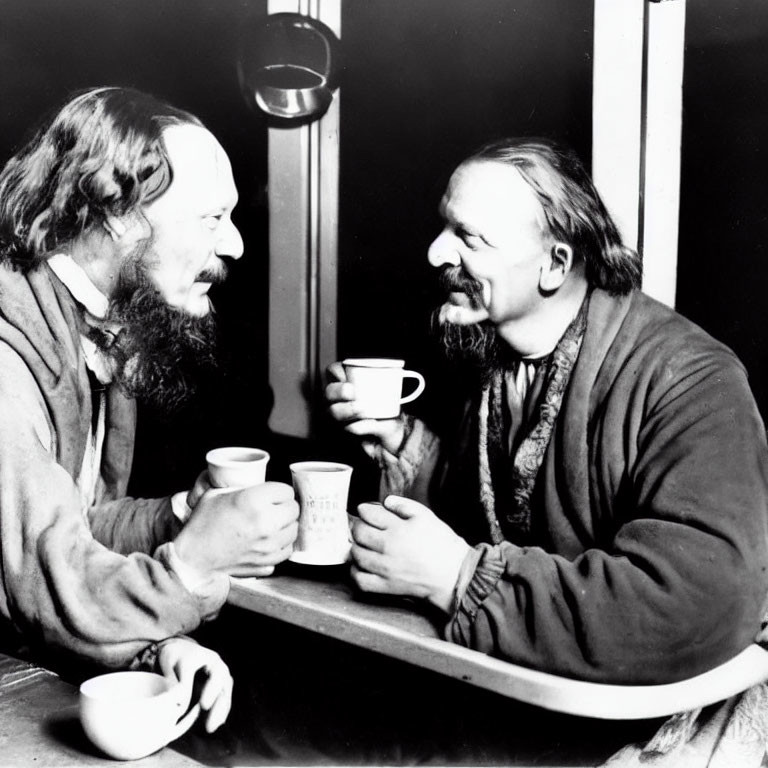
[478,294,590,543]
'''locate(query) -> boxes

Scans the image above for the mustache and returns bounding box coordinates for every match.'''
[438,265,484,309]
[197,263,228,285]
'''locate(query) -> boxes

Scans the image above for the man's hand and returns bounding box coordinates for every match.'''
[157,638,233,733]
[185,469,212,509]
[173,482,299,578]
[325,362,406,457]
[350,495,471,613]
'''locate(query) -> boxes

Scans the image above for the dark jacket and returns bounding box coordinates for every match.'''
[404,289,768,683]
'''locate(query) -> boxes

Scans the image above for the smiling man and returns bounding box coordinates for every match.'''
[327,138,768,684]
[0,88,298,725]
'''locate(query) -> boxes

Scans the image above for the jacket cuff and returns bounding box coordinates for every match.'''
[445,543,505,640]
[451,545,485,614]
[153,541,230,623]
[131,635,197,672]
[131,641,163,671]
[377,417,440,497]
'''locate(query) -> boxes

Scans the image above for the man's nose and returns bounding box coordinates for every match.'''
[216,219,244,260]
[427,230,462,268]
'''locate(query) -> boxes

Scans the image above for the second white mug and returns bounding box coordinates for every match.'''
[342,358,425,419]
[80,671,200,761]
[205,446,270,489]
[289,461,352,566]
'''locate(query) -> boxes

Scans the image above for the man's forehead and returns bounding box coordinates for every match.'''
[443,160,545,230]
[159,124,237,205]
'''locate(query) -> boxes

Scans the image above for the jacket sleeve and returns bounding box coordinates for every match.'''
[0,348,228,670]
[444,344,768,683]
[377,416,442,502]
[87,495,182,555]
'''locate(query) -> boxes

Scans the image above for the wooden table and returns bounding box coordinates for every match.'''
[228,567,768,720]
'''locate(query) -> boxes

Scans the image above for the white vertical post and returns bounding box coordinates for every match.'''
[313,0,341,410]
[640,0,686,307]
[592,0,645,252]
[266,0,341,438]
[593,0,686,308]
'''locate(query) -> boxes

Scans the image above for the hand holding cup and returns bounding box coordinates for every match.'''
[325,359,425,457]
[157,637,233,734]
[350,495,471,613]
[175,459,299,577]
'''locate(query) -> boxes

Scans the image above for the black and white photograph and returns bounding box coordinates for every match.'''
[0,1,767,766]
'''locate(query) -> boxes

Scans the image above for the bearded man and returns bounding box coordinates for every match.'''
[0,88,298,727]
[326,138,768,684]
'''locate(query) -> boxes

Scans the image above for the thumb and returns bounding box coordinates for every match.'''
[382,495,429,519]
[326,361,347,383]
[187,471,213,508]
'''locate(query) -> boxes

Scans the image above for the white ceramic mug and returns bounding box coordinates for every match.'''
[206,446,270,489]
[342,358,425,419]
[289,461,353,566]
[79,671,200,761]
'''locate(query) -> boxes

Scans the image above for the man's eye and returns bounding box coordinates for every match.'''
[461,231,483,249]
[204,215,223,230]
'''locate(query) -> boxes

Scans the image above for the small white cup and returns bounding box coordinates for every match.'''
[342,358,425,419]
[289,461,353,566]
[79,671,200,761]
[206,446,270,489]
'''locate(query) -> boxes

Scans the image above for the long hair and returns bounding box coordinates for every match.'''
[0,87,203,271]
[467,138,642,294]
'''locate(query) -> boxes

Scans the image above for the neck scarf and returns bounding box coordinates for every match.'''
[478,294,590,543]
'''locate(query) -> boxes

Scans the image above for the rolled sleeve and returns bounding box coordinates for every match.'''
[153,542,230,623]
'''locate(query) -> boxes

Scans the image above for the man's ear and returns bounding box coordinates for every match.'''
[539,242,573,292]
[103,216,128,242]
[103,213,151,249]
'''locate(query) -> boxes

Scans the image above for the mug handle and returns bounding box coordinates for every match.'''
[399,371,426,405]
[169,683,202,742]
[171,702,201,741]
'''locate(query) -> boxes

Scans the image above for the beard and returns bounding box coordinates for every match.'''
[432,265,508,379]
[88,252,222,414]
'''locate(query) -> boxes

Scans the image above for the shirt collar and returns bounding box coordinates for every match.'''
[48,253,114,384]
[47,253,110,319]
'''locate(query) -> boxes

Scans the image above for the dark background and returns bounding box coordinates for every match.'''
[337,0,592,434]
[0,0,766,498]
[676,4,768,412]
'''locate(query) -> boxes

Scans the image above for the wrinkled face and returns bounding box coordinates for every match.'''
[428,160,552,338]
[141,124,243,316]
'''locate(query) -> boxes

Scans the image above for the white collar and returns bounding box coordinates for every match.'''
[47,253,109,319]
[48,253,113,384]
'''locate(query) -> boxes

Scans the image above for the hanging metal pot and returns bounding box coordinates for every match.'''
[237,12,340,123]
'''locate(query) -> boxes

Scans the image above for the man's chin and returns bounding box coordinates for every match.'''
[183,290,214,317]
